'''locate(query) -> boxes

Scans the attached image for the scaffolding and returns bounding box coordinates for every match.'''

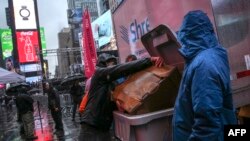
[42,47,83,79]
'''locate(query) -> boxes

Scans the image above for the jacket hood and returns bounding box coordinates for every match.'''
[177,10,219,61]
[96,53,117,67]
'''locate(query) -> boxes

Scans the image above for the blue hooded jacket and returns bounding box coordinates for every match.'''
[172,10,237,141]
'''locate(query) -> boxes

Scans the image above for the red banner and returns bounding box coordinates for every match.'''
[82,9,97,78]
[16,31,40,63]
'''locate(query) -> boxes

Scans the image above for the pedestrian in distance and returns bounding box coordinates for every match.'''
[116,54,138,85]
[70,80,84,121]
[172,10,237,141]
[125,54,137,62]
[44,82,64,136]
[78,53,164,141]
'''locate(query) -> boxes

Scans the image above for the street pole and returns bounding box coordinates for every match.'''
[37,101,43,133]
[8,0,19,71]
[33,0,45,76]
[33,0,46,95]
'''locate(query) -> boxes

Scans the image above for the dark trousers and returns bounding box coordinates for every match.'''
[72,97,82,119]
[51,110,64,131]
[72,101,82,119]
[72,102,78,119]
[78,123,111,141]
[21,111,35,137]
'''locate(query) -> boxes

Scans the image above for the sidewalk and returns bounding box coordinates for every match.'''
[0,94,119,141]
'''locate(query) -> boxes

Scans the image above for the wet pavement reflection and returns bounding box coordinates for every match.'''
[0,94,118,141]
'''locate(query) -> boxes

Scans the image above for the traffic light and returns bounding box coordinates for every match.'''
[5,7,13,27]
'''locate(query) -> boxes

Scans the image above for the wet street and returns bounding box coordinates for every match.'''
[0,94,117,141]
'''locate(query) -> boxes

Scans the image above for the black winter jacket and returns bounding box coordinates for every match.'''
[80,58,153,131]
[70,84,84,104]
[47,88,61,111]
[15,93,34,115]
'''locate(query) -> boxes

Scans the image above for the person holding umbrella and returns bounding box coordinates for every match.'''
[70,80,84,121]
[15,87,38,140]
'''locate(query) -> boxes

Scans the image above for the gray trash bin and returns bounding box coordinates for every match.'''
[113,108,174,141]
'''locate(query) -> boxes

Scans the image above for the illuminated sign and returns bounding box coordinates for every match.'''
[0,29,13,59]
[26,76,42,83]
[91,10,113,48]
[13,0,37,29]
[0,28,46,60]
[67,8,82,24]
[20,64,41,72]
[40,27,47,56]
[16,31,40,63]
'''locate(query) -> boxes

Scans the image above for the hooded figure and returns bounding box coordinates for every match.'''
[172,10,237,141]
[96,53,117,68]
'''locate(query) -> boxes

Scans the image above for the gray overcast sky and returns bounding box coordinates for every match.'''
[0,0,8,28]
[0,0,69,76]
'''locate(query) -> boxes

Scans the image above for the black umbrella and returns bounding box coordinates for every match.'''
[60,74,87,86]
[51,79,63,86]
[6,82,32,96]
[27,88,40,95]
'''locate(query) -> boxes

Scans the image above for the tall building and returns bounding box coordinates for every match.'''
[67,0,99,47]
[67,0,99,22]
[57,27,83,78]
[57,28,72,78]
[97,0,109,15]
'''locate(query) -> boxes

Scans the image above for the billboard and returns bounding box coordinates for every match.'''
[91,10,114,48]
[0,29,13,59]
[67,8,82,25]
[20,64,41,72]
[40,27,47,56]
[113,0,214,62]
[13,0,37,29]
[0,28,46,60]
[26,75,42,83]
[113,0,149,62]
[16,31,40,63]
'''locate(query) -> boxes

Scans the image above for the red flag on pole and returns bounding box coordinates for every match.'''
[82,8,97,78]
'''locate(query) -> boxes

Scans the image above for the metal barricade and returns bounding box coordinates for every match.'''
[32,95,48,133]
[60,93,73,118]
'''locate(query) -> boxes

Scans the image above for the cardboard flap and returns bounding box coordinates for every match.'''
[146,65,175,78]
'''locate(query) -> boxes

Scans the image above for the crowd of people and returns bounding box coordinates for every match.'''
[1,10,242,141]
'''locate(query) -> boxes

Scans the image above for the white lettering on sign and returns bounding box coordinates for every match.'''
[244,54,250,70]
[20,31,34,36]
[228,129,247,136]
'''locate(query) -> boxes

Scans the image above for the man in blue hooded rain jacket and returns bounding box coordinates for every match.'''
[172,10,237,141]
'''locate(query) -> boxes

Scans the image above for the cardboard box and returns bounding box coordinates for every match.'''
[113,65,181,115]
